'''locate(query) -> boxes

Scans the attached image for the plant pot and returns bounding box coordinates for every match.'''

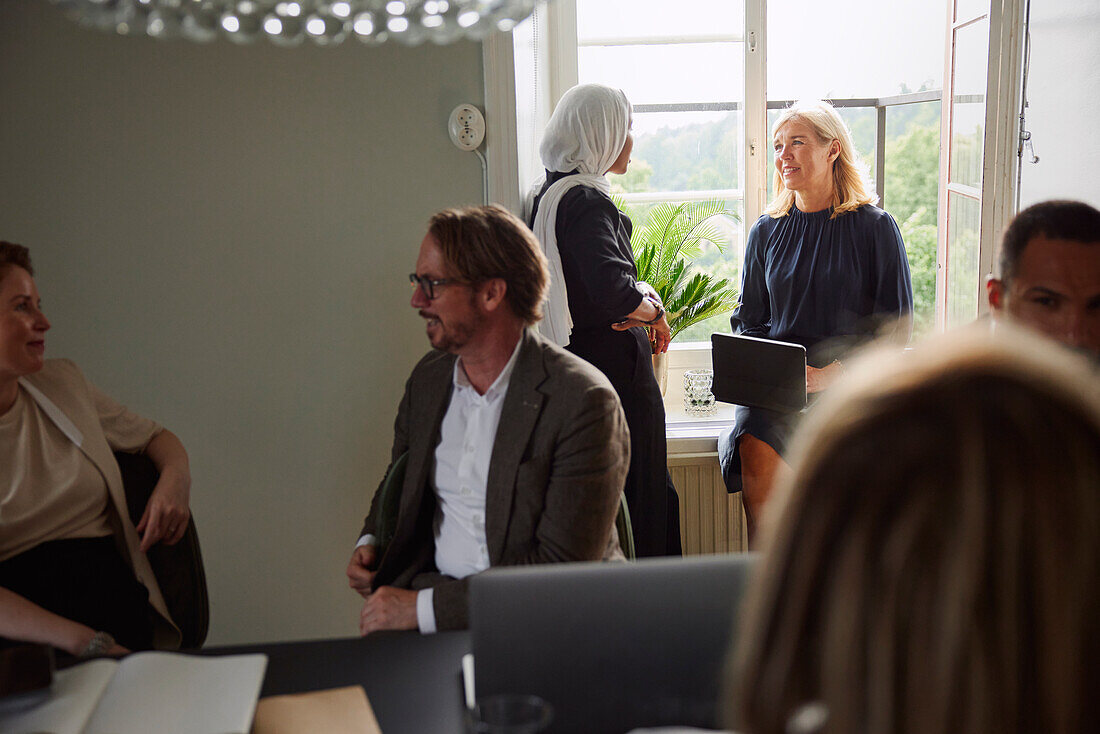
[651,351,668,397]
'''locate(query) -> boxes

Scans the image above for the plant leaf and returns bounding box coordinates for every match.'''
[614,198,742,342]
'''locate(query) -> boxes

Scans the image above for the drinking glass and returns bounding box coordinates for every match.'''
[465,694,553,734]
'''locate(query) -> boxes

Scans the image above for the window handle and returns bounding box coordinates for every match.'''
[1020,129,1039,164]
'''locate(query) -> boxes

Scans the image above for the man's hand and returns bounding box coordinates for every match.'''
[136,475,191,553]
[346,545,378,598]
[359,586,418,635]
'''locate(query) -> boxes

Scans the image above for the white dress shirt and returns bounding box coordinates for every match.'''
[357,339,522,633]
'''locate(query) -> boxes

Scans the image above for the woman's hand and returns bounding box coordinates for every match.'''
[611,313,671,353]
[636,281,660,301]
[70,627,131,658]
[806,361,844,394]
[137,430,192,552]
[613,290,671,353]
[137,475,191,552]
[649,314,671,354]
[0,587,130,657]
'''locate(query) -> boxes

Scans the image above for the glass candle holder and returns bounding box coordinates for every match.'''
[465,694,554,733]
[683,368,717,416]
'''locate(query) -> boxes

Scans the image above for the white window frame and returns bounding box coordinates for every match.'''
[483,0,1028,441]
[936,0,1026,326]
[483,30,523,214]
[485,1,760,437]
[744,0,768,227]
[978,0,1027,308]
[483,0,579,216]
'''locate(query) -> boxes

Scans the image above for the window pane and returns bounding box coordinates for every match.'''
[576,0,748,348]
[946,192,981,328]
[837,107,877,173]
[611,111,741,193]
[953,0,989,24]
[949,19,988,189]
[679,198,743,344]
[578,0,742,40]
[884,101,942,336]
[767,0,944,100]
[579,43,743,106]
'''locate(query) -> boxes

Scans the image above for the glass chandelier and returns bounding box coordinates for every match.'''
[47,0,543,46]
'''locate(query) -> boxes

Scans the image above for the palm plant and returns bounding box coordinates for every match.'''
[616,198,741,343]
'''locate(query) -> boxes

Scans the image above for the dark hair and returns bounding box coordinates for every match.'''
[428,205,549,326]
[0,241,33,277]
[998,200,1100,281]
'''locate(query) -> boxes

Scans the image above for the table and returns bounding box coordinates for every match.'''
[202,631,470,734]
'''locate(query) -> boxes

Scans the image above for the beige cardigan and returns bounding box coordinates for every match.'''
[20,359,181,649]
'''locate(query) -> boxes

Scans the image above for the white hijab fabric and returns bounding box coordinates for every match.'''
[530,84,632,346]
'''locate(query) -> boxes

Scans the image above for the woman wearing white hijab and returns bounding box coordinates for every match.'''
[529,83,680,557]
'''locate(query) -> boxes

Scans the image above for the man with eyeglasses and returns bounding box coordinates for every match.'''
[346,205,630,634]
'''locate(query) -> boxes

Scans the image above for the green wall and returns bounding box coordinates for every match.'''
[0,0,485,644]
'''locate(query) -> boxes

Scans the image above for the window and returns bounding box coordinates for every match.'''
[485,0,1026,427]
[940,4,989,329]
[938,0,1025,328]
[555,0,749,344]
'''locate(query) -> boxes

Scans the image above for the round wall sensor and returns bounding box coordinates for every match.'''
[448,103,486,151]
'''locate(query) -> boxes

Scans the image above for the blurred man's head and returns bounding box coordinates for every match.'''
[987,200,1100,358]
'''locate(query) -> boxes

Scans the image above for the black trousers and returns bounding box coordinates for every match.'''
[0,536,155,652]
[569,326,682,557]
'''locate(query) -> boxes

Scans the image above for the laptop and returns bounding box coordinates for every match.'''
[469,554,757,734]
[711,333,807,412]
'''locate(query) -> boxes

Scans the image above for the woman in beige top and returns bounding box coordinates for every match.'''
[0,241,191,658]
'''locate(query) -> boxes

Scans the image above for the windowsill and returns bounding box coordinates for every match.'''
[663,341,730,457]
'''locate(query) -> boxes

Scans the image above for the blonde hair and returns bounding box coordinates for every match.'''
[729,325,1100,734]
[764,100,877,220]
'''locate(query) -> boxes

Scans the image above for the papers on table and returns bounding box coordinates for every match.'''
[252,686,381,734]
[0,652,267,734]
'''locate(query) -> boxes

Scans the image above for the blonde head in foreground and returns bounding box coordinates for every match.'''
[730,325,1100,734]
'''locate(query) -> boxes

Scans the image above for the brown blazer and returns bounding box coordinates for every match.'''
[359,328,630,630]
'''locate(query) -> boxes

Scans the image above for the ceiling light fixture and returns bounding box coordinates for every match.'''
[47,0,544,46]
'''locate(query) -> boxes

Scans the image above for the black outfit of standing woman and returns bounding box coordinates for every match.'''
[531,175,681,556]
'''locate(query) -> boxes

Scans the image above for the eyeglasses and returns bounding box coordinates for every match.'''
[409,273,464,300]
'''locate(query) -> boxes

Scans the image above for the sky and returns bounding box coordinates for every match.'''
[575,0,948,137]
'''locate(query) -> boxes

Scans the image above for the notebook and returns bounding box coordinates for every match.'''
[710,333,807,413]
[469,554,757,734]
[0,651,266,734]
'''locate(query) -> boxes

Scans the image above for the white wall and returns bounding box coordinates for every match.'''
[0,0,485,644]
[1017,0,1100,209]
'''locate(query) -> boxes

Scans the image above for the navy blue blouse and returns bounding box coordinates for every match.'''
[732,205,914,366]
